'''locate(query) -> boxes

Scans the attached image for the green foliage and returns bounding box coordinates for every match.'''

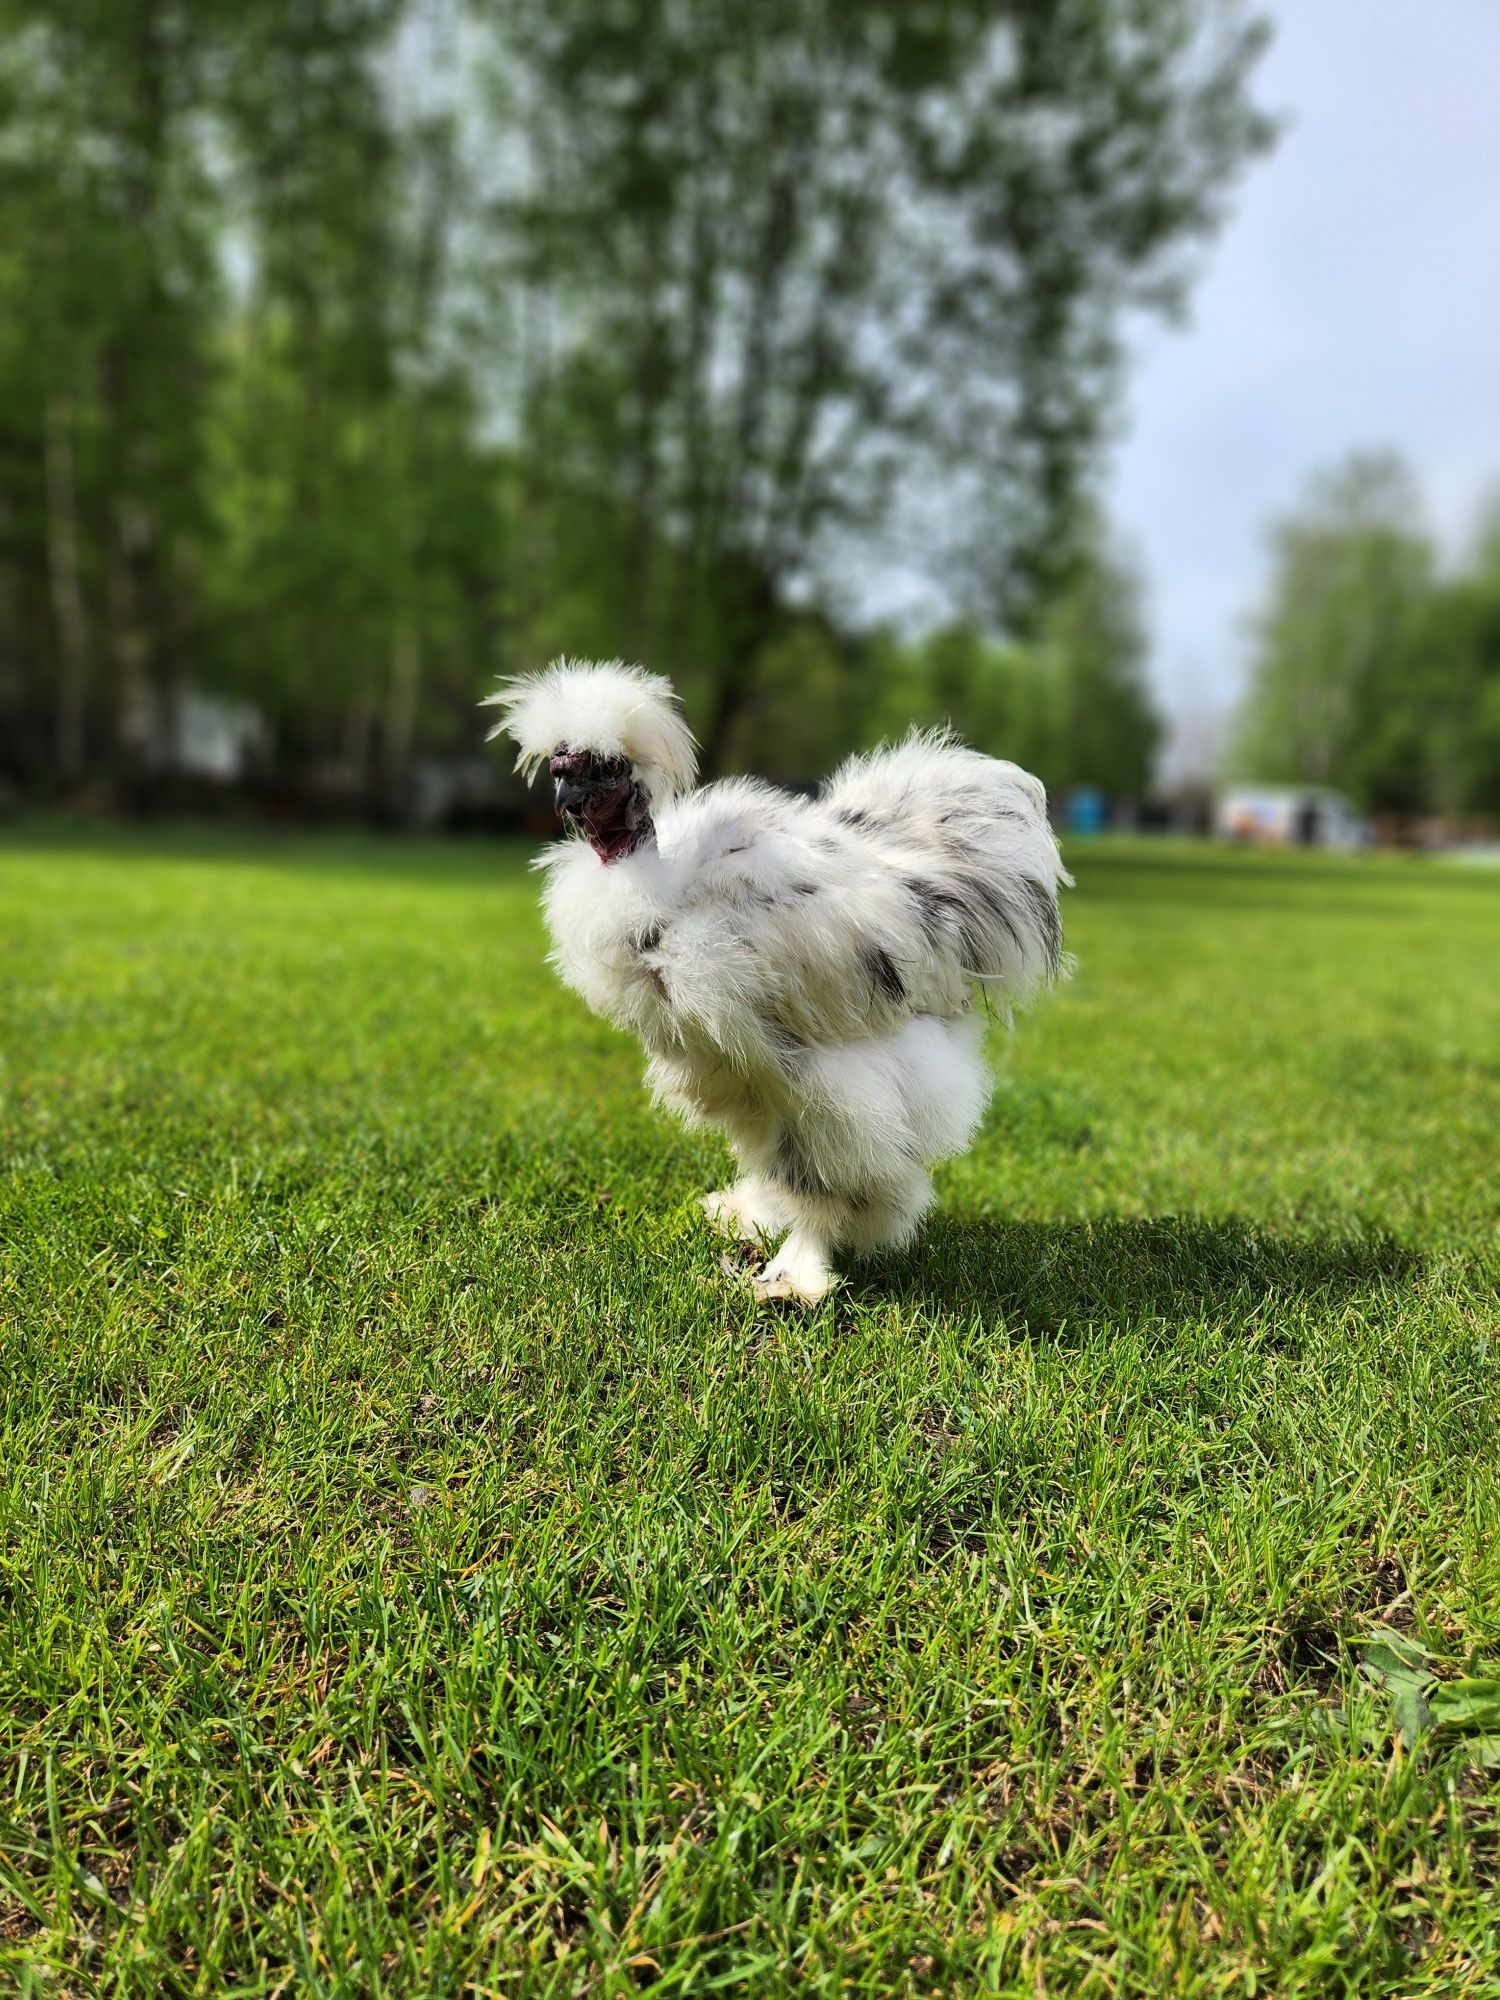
[1232,454,1500,818]
[1355,1629,1500,1767]
[1035,522,1162,796]
[485,0,1273,762]
[861,624,1064,780]
[0,0,230,783]
[0,0,1273,801]
[849,528,1161,801]
[2,828,1498,1992]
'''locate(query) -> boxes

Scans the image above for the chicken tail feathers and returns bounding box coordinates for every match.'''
[824,729,1071,1005]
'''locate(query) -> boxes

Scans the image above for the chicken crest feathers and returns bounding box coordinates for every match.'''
[484,658,698,803]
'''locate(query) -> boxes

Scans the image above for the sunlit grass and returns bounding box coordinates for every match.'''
[2,825,1497,1996]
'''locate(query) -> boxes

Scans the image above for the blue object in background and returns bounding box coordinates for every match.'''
[1066,786,1107,835]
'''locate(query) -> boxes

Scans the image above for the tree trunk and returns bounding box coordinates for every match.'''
[699,574,778,776]
[342,690,375,798]
[105,492,155,792]
[626,221,670,657]
[45,398,91,787]
[382,619,422,809]
[670,70,723,659]
[514,94,558,662]
[0,491,22,771]
[99,1,168,798]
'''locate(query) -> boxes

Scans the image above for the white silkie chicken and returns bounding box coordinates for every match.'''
[487,659,1069,1303]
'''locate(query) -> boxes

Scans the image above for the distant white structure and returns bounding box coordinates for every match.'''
[1215,784,1370,850]
[150,690,269,782]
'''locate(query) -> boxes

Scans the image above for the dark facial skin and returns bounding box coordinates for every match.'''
[549,748,654,863]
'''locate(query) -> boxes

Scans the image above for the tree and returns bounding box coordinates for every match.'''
[476,0,1274,768]
[1414,494,1500,818]
[849,523,1161,808]
[1231,453,1436,814]
[0,0,511,806]
[206,0,421,791]
[0,0,1274,807]
[0,0,228,790]
[1040,521,1161,797]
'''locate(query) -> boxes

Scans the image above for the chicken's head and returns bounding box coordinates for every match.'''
[547,746,653,862]
[483,657,697,862]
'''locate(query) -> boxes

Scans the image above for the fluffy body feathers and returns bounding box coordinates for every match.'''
[491,659,1070,1300]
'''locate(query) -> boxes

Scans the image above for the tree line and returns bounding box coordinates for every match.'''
[0,0,1272,813]
[1232,453,1500,823]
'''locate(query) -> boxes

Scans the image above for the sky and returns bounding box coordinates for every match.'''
[1112,0,1500,778]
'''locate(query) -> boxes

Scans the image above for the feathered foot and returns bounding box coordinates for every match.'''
[749,1227,837,1306]
[700,1181,777,1244]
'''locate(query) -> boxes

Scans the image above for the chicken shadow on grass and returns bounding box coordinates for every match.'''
[849,1213,1423,1337]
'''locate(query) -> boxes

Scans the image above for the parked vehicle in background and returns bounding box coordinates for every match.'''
[1215,785,1370,849]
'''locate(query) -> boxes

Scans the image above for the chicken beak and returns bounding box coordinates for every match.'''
[554,775,586,818]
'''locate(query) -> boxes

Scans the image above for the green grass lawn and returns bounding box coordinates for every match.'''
[2,825,1498,1998]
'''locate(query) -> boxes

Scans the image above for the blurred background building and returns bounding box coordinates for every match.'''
[1,0,1497,842]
